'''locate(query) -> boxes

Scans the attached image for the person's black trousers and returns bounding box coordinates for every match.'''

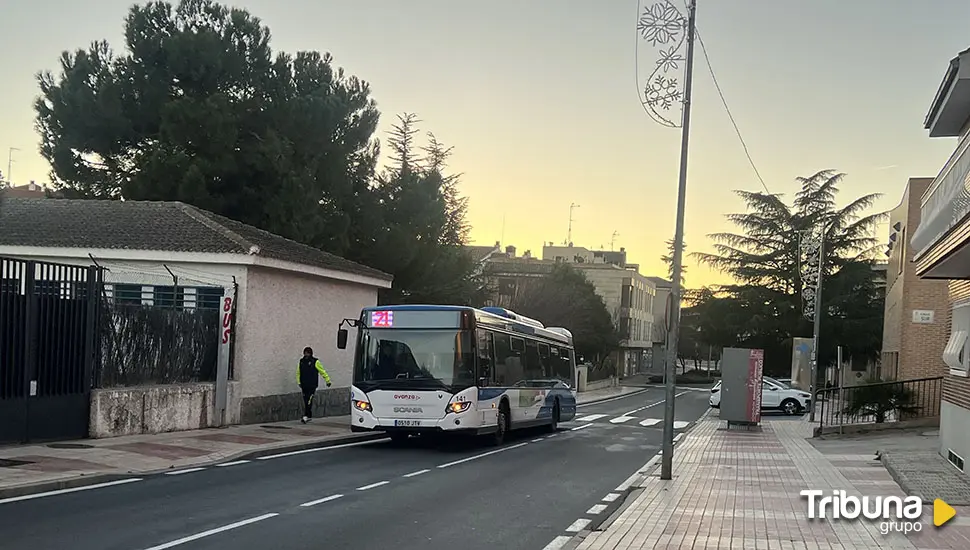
[301,386,317,418]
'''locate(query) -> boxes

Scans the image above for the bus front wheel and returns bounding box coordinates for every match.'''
[491,404,509,446]
[547,400,560,432]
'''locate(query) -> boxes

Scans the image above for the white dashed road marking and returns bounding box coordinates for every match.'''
[587,503,608,514]
[403,469,429,478]
[638,418,662,427]
[570,423,592,431]
[542,536,574,550]
[436,442,529,469]
[142,513,278,550]
[602,492,620,502]
[300,494,343,507]
[565,518,591,532]
[609,416,636,424]
[576,414,608,422]
[673,421,690,429]
[356,481,389,491]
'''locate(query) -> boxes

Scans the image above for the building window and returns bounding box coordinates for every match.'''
[944,302,970,377]
[112,283,143,305]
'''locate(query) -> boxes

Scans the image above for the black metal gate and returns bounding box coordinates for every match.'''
[0,257,102,444]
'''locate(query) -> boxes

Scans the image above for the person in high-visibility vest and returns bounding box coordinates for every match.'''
[297,346,332,423]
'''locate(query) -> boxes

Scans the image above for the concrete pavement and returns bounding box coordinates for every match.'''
[0,387,711,550]
[563,412,970,550]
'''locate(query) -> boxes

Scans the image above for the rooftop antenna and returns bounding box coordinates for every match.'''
[565,202,580,245]
[5,147,19,187]
[611,230,620,251]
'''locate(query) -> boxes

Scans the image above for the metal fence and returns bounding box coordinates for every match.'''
[816,376,943,429]
[94,283,223,388]
[0,257,102,444]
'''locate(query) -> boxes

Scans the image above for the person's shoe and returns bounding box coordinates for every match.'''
[306,417,312,423]
[301,416,308,424]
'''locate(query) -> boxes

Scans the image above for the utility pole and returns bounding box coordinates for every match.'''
[610,230,620,251]
[660,0,697,481]
[566,202,580,245]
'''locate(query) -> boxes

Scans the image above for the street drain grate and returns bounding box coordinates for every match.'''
[0,458,34,468]
[260,425,292,430]
[47,443,94,449]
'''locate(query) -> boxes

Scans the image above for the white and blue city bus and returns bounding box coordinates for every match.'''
[336,305,578,444]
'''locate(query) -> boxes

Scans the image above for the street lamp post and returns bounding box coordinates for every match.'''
[636,0,698,481]
[800,225,826,422]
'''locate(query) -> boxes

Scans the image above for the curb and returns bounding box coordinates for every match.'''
[557,410,711,549]
[0,430,388,501]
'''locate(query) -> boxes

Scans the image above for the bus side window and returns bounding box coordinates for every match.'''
[493,332,514,386]
[477,330,494,386]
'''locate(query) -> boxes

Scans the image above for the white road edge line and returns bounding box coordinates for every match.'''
[531,438,544,442]
[216,460,250,467]
[587,503,608,514]
[542,535,574,550]
[165,467,206,476]
[602,492,620,502]
[256,439,380,460]
[436,442,528,469]
[674,432,684,443]
[142,513,278,550]
[403,469,430,478]
[570,423,592,431]
[0,478,143,505]
[565,518,592,532]
[356,481,390,491]
[300,494,343,507]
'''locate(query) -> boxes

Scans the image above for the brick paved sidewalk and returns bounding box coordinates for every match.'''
[574,415,970,550]
[0,416,378,498]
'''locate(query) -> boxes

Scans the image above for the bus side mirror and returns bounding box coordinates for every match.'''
[337,328,348,350]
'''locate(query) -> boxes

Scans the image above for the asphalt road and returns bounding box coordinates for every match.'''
[0,387,712,550]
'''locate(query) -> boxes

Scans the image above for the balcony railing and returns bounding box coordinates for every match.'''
[910,134,970,256]
[816,376,943,430]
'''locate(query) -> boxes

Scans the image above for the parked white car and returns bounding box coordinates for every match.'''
[709,376,812,415]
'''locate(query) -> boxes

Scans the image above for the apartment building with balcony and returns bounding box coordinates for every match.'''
[910,46,970,472]
[882,178,950,382]
[475,243,657,375]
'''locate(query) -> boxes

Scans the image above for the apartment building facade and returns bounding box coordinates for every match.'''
[477,244,657,375]
[882,178,950,383]
[910,46,970,471]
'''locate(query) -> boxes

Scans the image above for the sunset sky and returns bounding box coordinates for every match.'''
[2,0,968,287]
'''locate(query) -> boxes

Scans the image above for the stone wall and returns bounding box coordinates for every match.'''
[89,381,240,438]
[239,386,350,424]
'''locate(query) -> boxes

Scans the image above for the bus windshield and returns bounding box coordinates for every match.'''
[354,329,475,391]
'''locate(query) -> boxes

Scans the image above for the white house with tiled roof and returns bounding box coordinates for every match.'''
[0,198,392,437]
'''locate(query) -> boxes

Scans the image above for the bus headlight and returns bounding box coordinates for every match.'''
[353,400,372,412]
[446,401,471,414]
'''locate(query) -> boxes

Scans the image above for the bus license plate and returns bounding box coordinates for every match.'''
[394,419,421,427]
